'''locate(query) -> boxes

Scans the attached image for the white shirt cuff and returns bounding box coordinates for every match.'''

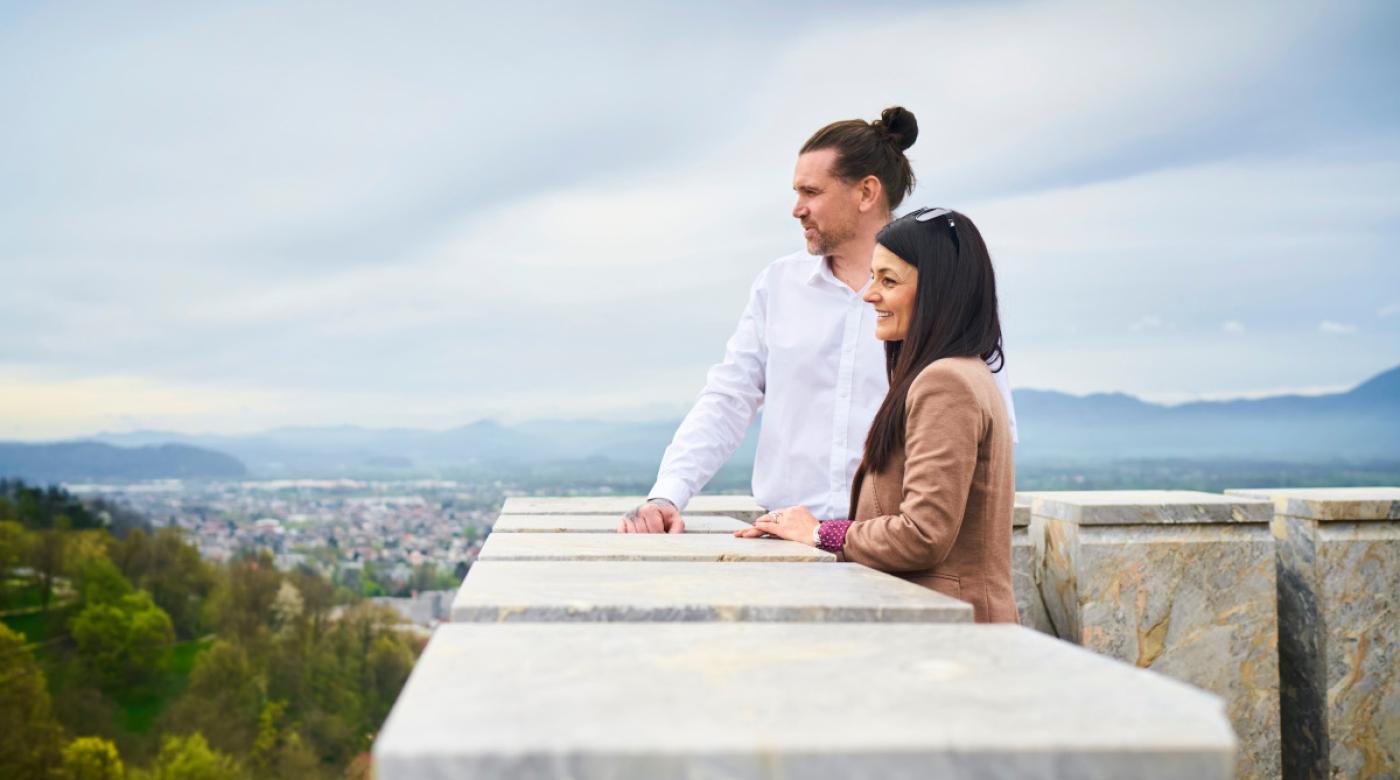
[648,477,694,513]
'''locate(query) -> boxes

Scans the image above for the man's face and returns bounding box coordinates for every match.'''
[792,149,861,256]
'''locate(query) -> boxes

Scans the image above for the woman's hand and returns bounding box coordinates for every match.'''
[734,505,819,545]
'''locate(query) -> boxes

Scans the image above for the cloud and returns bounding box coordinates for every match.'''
[1319,321,1358,335]
[1222,321,1246,333]
[1,0,1399,437]
[1380,302,1400,318]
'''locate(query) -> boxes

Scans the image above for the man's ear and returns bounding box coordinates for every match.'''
[856,175,884,213]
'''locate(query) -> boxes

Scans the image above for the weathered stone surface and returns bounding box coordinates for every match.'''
[374,623,1237,780]
[1030,489,1272,525]
[501,494,766,521]
[1030,491,1279,779]
[477,532,835,562]
[491,513,749,534]
[1012,493,1054,634]
[1228,487,1400,779]
[452,561,973,623]
[1228,486,1400,522]
[1013,492,1032,527]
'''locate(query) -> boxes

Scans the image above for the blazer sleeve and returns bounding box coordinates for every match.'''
[841,364,985,573]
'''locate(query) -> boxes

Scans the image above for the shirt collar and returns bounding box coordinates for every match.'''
[807,254,871,296]
[806,254,839,288]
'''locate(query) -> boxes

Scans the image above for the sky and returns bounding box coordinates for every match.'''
[3,0,1398,439]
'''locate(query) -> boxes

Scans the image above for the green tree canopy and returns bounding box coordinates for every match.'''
[69,590,175,689]
[166,640,264,755]
[0,623,65,779]
[132,733,245,780]
[62,736,125,780]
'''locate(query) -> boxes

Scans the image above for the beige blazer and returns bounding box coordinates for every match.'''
[840,356,1017,624]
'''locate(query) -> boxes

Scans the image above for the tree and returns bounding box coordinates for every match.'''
[30,518,69,611]
[70,591,175,690]
[62,736,125,780]
[0,520,30,607]
[0,623,65,778]
[271,581,304,631]
[165,640,264,755]
[118,527,214,640]
[366,633,415,727]
[132,733,244,780]
[249,700,320,779]
[76,556,134,607]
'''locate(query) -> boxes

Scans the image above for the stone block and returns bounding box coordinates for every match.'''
[1227,487,1400,779]
[452,561,973,623]
[500,494,766,522]
[477,532,835,563]
[1029,490,1279,779]
[374,623,1236,779]
[491,514,749,534]
[1011,493,1054,634]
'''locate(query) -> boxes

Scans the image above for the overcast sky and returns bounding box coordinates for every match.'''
[3,0,1398,439]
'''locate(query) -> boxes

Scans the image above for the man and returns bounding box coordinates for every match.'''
[620,106,1016,533]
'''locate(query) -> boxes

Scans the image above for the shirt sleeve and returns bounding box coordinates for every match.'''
[840,365,984,572]
[648,267,769,511]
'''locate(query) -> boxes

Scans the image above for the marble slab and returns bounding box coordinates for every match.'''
[476,532,835,563]
[1031,490,1272,525]
[1014,492,1034,527]
[501,494,766,521]
[491,513,749,534]
[1227,486,1400,522]
[1030,492,1280,779]
[452,561,973,623]
[374,623,1236,780]
[1227,487,1399,779]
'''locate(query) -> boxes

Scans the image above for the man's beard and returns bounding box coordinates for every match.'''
[808,219,858,256]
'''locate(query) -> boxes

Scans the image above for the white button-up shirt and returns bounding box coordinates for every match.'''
[650,250,1018,520]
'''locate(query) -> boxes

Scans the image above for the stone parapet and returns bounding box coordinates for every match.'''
[501,494,766,521]
[1011,493,1054,633]
[374,622,1236,780]
[490,513,750,534]
[452,561,973,623]
[1227,487,1400,779]
[477,532,834,562]
[1028,490,1279,779]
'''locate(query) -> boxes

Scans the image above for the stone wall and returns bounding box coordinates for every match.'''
[375,494,1240,779]
[1226,487,1400,779]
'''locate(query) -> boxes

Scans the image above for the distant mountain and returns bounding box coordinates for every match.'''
[0,442,246,483]
[10,364,1398,480]
[1014,364,1400,461]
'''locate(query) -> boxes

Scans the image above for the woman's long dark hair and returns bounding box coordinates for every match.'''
[849,209,1004,519]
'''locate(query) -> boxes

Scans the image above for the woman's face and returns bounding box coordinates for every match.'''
[864,244,919,341]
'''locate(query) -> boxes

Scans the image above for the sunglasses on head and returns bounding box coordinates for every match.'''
[909,207,960,251]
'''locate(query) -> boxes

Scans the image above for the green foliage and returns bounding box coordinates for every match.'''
[0,623,66,779]
[114,528,215,640]
[78,556,135,606]
[63,736,126,780]
[70,591,175,690]
[9,483,423,780]
[165,640,264,755]
[249,700,319,778]
[131,733,245,780]
[0,479,100,530]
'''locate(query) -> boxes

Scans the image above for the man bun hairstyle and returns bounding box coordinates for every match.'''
[801,106,919,211]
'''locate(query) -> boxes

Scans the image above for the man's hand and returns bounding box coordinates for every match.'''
[617,498,684,534]
[735,505,818,545]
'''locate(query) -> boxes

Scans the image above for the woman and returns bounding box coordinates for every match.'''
[737,207,1017,624]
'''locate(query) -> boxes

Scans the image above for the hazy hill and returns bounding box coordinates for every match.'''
[6,364,1396,480]
[0,442,246,482]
